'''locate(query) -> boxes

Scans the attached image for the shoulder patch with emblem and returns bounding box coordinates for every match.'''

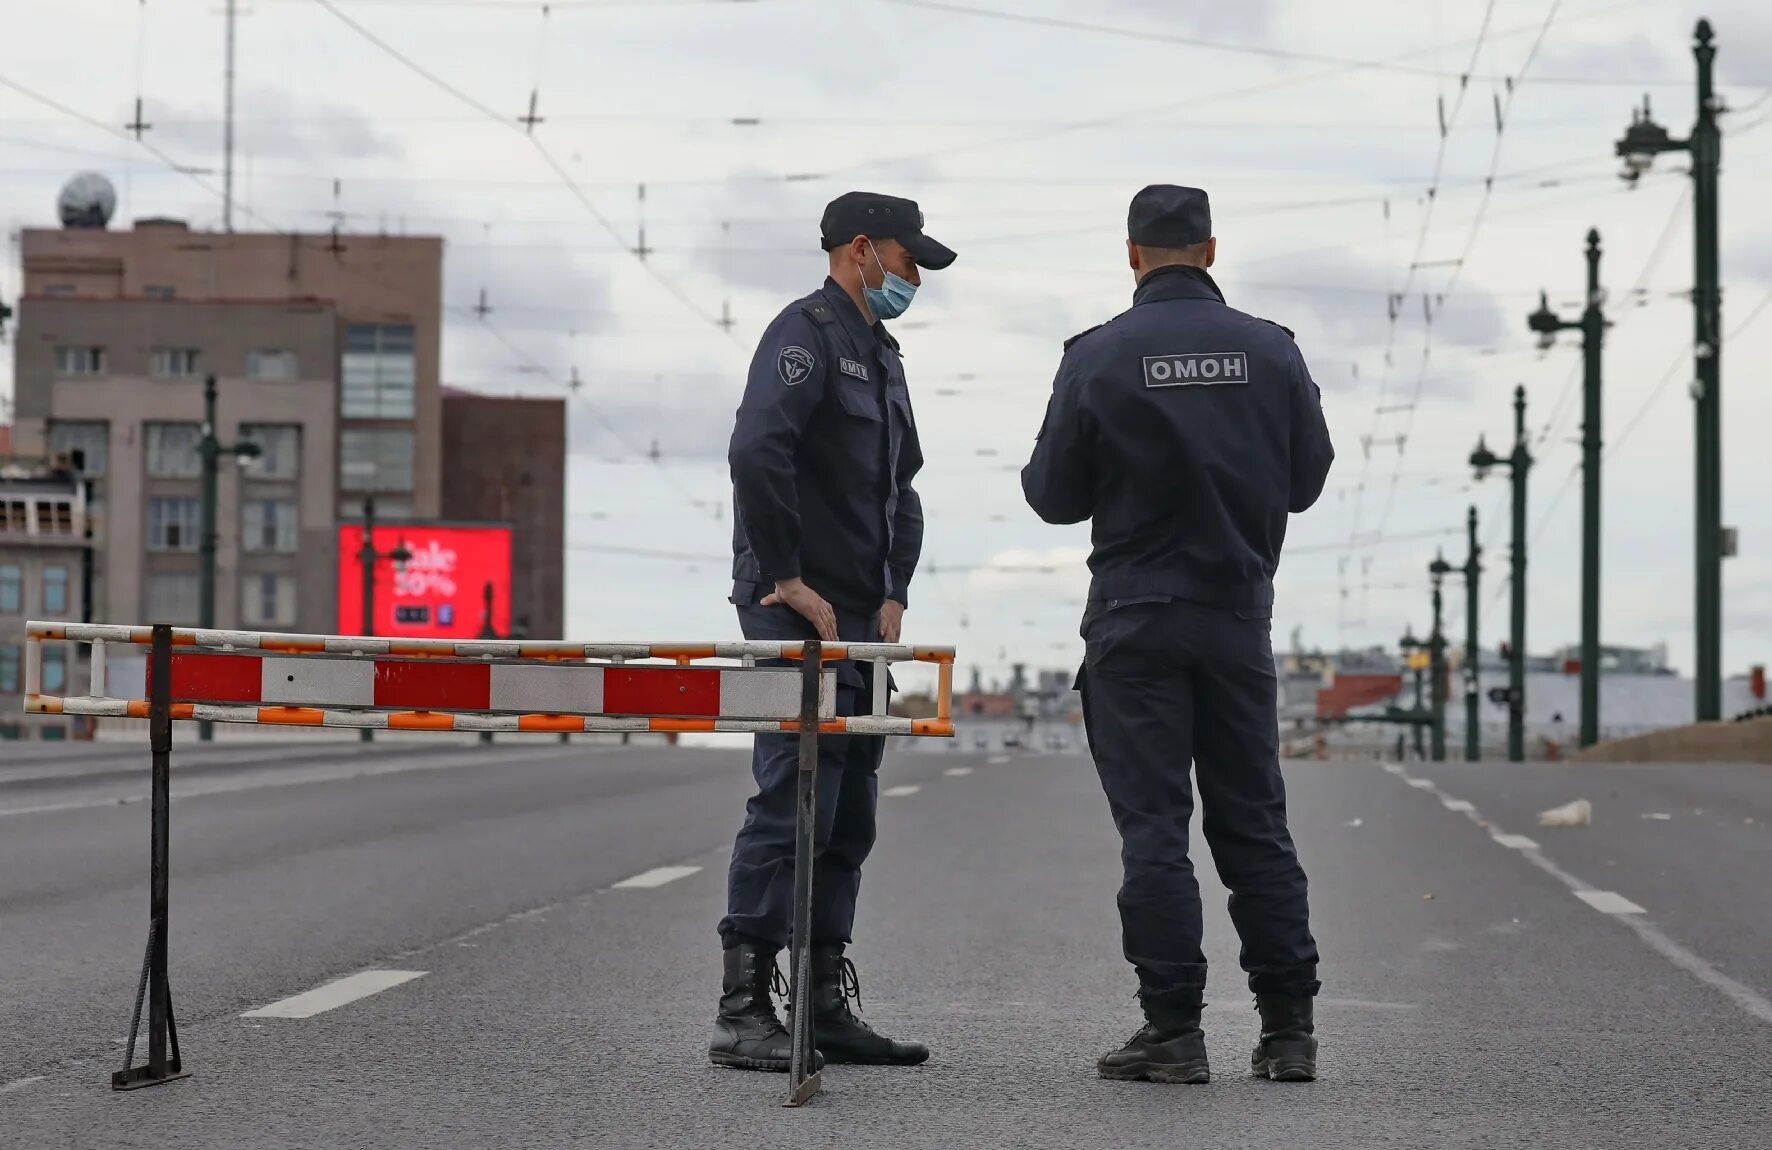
[778,346,816,386]
[1063,324,1104,351]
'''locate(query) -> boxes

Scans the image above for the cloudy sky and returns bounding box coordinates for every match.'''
[3,0,1771,694]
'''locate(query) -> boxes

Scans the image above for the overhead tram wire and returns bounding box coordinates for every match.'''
[308,0,737,342]
[1366,0,1560,551]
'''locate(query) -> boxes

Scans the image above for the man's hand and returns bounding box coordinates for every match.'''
[761,577,838,642]
[879,599,905,644]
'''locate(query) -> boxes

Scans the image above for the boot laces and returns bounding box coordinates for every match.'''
[774,955,866,1017]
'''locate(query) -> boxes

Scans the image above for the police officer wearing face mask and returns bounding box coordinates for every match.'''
[712,191,955,1073]
[1022,185,1334,1086]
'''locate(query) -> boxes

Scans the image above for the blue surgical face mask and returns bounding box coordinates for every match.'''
[862,240,917,320]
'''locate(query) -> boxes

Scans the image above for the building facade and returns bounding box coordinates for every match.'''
[8,217,444,633]
[0,458,89,739]
[439,389,566,640]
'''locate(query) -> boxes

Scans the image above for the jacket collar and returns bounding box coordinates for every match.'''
[821,277,885,344]
[1133,264,1226,307]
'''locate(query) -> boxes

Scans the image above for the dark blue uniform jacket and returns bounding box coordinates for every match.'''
[1022,265,1334,612]
[729,278,925,614]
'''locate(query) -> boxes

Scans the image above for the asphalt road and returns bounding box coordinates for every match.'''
[3,739,1771,1148]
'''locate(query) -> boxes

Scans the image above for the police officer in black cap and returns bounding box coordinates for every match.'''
[1022,185,1334,1085]
[712,191,955,1073]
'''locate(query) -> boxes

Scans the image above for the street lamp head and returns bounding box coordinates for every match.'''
[391,539,414,573]
[1470,435,1500,477]
[1616,95,1677,181]
[1527,291,1561,348]
[232,441,262,471]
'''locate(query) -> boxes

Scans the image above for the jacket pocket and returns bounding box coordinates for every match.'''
[834,381,885,422]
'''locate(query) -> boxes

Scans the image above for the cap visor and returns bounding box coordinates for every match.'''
[900,231,956,271]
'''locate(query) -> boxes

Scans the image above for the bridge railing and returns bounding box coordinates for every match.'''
[23,620,956,1107]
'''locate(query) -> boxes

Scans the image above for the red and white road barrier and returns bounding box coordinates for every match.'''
[22,622,956,736]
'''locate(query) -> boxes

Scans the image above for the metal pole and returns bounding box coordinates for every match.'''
[1464,505,1481,762]
[1579,230,1606,748]
[784,640,823,1108]
[223,0,237,232]
[1412,665,1426,759]
[148,626,171,1078]
[1429,564,1447,762]
[197,374,218,743]
[1509,386,1532,763]
[1692,20,1722,721]
[359,494,377,745]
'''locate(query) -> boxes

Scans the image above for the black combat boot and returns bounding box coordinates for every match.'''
[804,946,930,1066]
[1097,989,1210,1084]
[1250,994,1317,1082]
[709,942,823,1072]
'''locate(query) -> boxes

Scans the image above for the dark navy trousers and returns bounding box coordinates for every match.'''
[719,600,885,950]
[1079,598,1320,1000]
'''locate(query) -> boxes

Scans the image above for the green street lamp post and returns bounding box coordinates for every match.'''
[1472,386,1534,762]
[1528,231,1609,748]
[197,373,261,743]
[1427,555,1453,762]
[1616,19,1726,721]
[356,493,412,744]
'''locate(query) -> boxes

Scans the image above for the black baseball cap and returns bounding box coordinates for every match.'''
[820,191,956,270]
[1128,184,1212,248]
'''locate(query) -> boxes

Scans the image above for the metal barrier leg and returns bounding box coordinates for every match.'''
[114,624,189,1090]
[784,639,823,1108]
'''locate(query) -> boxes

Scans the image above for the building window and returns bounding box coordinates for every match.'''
[0,500,26,534]
[246,349,299,382]
[39,499,76,538]
[144,573,200,625]
[339,428,415,492]
[0,645,18,693]
[150,347,202,379]
[54,346,106,376]
[145,422,203,478]
[42,646,68,693]
[0,566,19,614]
[242,499,298,553]
[43,567,69,615]
[48,421,108,478]
[147,498,201,551]
[239,424,301,480]
[241,573,297,627]
[342,324,417,418]
[144,284,176,300]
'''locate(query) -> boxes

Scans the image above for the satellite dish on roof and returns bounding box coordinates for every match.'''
[58,172,117,229]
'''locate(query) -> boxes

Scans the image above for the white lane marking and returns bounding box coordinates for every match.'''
[987,754,1011,764]
[241,970,427,1019]
[883,785,921,797]
[1406,778,1435,790]
[944,767,974,777]
[1382,763,1406,775]
[1575,890,1647,915]
[1382,766,1772,1028]
[612,865,702,889]
[1441,798,1475,812]
[0,1076,45,1095]
[1492,833,1541,850]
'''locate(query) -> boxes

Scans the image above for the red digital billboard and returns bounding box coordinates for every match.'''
[336,521,513,640]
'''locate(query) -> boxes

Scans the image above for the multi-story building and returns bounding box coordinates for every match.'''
[0,456,89,739]
[439,389,566,639]
[9,211,443,633]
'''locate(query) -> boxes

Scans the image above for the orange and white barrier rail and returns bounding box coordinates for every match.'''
[23,622,957,737]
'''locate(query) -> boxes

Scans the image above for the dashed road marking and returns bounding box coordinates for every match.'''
[1441,798,1475,812]
[0,1076,45,1095]
[944,767,974,777]
[1575,890,1647,915]
[1380,764,1772,1027]
[612,865,703,890]
[241,970,427,1019]
[883,785,921,797]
